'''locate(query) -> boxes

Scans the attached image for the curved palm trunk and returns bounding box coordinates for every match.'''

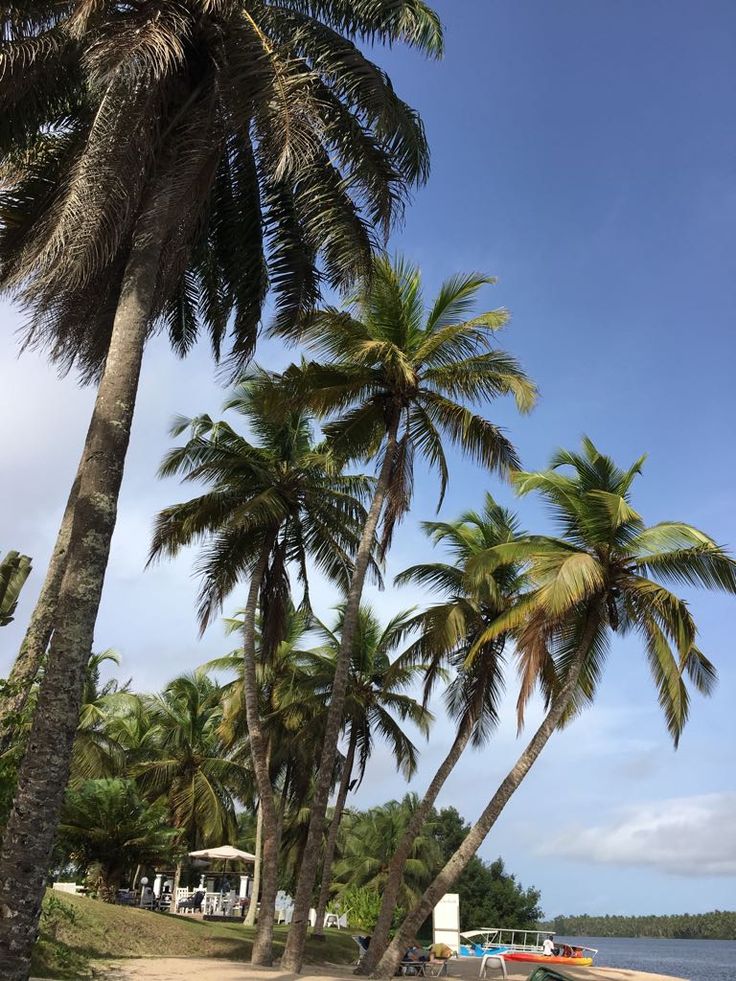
[244,800,263,927]
[371,618,598,979]
[313,726,358,937]
[0,470,81,751]
[242,535,280,966]
[358,721,473,973]
[281,423,399,973]
[0,217,166,981]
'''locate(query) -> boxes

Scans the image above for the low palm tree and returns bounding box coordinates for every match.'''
[310,605,432,935]
[333,796,441,910]
[58,779,178,903]
[134,672,249,852]
[0,6,442,969]
[149,378,374,964]
[374,439,736,977]
[70,650,136,785]
[359,496,527,972]
[280,255,535,971]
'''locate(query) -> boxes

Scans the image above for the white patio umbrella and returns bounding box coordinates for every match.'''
[188,845,256,863]
[187,846,256,911]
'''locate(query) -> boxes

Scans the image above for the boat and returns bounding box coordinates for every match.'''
[458,928,597,967]
[458,931,508,957]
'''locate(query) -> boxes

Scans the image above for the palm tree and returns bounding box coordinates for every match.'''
[70,650,136,786]
[134,672,249,850]
[332,797,441,910]
[57,778,178,903]
[149,379,374,964]
[310,605,432,935]
[373,439,736,977]
[359,496,527,972]
[280,254,535,971]
[204,605,326,928]
[0,7,442,970]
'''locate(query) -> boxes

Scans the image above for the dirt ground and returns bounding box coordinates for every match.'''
[100,959,688,981]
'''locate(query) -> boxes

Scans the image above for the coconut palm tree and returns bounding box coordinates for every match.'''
[358,496,527,972]
[373,439,736,977]
[57,778,178,903]
[0,6,442,970]
[149,378,375,963]
[310,605,432,935]
[70,650,137,786]
[133,672,249,851]
[332,796,441,910]
[204,604,327,927]
[280,254,536,970]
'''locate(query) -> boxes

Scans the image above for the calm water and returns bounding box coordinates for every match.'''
[558,935,736,981]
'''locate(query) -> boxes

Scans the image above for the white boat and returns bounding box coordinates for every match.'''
[458,928,597,966]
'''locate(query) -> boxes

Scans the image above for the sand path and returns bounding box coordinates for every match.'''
[99,959,688,981]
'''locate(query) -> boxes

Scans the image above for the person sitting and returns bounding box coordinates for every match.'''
[177,889,205,913]
[405,943,429,962]
[542,936,555,957]
[428,942,453,963]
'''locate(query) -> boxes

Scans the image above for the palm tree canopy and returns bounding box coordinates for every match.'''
[333,795,441,906]
[282,254,537,550]
[0,1,442,379]
[149,374,377,633]
[397,494,528,746]
[469,438,736,745]
[133,671,250,848]
[58,778,178,887]
[310,604,433,781]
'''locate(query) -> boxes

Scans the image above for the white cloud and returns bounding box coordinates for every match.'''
[544,792,736,876]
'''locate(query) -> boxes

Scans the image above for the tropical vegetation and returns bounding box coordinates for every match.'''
[543,911,736,941]
[0,4,734,980]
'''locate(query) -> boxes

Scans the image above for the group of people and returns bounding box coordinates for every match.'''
[542,936,584,959]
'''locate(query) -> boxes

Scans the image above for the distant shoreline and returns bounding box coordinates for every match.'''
[539,911,736,941]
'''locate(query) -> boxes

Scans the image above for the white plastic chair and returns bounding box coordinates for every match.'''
[479,954,507,980]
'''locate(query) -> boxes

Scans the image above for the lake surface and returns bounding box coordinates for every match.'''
[558,935,736,981]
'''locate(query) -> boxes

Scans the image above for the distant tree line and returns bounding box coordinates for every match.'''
[542,911,736,940]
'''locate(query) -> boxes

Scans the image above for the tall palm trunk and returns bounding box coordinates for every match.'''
[0,214,167,981]
[358,720,473,973]
[371,617,599,979]
[242,534,280,966]
[313,726,358,937]
[281,422,399,973]
[0,470,81,751]
[244,800,263,927]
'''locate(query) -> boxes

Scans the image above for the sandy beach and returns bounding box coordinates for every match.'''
[100,959,688,981]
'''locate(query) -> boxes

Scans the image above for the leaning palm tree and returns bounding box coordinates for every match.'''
[279,254,535,970]
[358,496,527,972]
[0,6,442,970]
[149,377,375,964]
[373,439,736,977]
[310,605,432,935]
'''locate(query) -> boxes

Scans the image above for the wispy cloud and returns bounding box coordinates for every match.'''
[543,793,736,876]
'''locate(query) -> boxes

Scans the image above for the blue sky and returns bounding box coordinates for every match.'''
[1,0,735,918]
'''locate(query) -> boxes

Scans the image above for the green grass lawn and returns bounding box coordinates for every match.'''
[33,891,357,978]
